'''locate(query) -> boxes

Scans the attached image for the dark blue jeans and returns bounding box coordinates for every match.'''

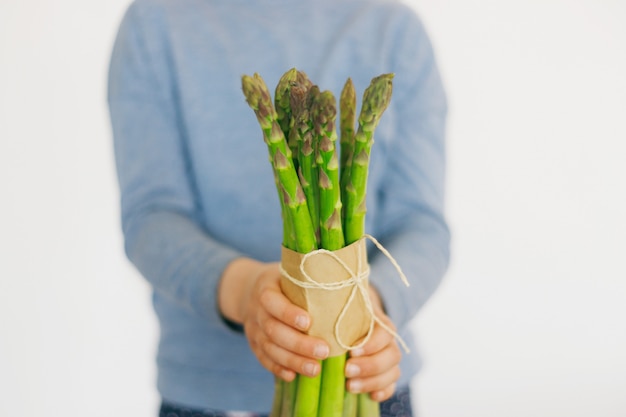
[160,386,413,417]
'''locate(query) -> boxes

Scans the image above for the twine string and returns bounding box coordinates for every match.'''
[279,234,411,353]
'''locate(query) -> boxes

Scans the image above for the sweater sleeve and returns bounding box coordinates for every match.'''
[368,10,451,329]
[107,2,242,325]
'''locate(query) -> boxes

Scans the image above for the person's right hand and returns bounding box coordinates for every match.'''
[218,259,330,382]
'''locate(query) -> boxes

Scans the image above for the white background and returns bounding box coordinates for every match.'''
[1,1,624,416]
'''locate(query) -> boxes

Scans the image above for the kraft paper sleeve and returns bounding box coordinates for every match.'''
[280,239,371,357]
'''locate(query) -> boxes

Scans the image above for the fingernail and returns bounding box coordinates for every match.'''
[303,362,318,377]
[351,348,364,357]
[295,315,309,330]
[348,380,362,393]
[345,363,360,377]
[279,369,294,382]
[372,391,385,401]
[314,344,329,359]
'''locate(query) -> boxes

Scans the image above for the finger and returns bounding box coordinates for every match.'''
[370,382,397,402]
[350,319,396,358]
[245,323,304,381]
[249,338,296,382]
[261,339,323,378]
[259,287,311,331]
[346,343,401,378]
[259,313,330,360]
[346,366,400,395]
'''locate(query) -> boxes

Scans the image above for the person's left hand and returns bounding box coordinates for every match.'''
[344,287,402,402]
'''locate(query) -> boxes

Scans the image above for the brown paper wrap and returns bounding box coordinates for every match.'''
[280,239,372,357]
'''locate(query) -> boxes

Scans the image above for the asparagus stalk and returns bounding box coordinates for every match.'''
[342,371,358,415]
[269,155,295,416]
[311,90,347,417]
[319,355,347,417]
[294,371,322,417]
[285,70,314,165]
[343,74,394,245]
[270,377,283,417]
[274,68,298,160]
[342,388,358,417]
[288,83,325,417]
[341,74,393,417]
[313,90,344,251]
[358,391,381,417]
[291,84,321,247]
[337,79,360,416]
[275,68,298,143]
[280,379,298,417]
[241,73,317,254]
[257,72,299,251]
[271,170,297,250]
[339,77,357,219]
[270,69,302,417]
[244,72,320,417]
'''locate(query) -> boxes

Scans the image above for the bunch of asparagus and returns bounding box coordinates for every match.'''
[242,68,393,417]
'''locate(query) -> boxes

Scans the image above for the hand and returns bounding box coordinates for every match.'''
[344,287,402,402]
[218,259,330,382]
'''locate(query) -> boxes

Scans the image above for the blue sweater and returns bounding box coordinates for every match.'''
[108,0,449,411]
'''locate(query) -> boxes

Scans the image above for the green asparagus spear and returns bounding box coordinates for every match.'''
[312,90,346,417]
[273,69,302,417]
[270,377,283,417]
[275,69,315,250]
[343,74,394,244]
[343,389,358,417]
[289,84,324,417]
[270,169,297,250]
[241,73,317,254]
[286,70,314,167]
[275,68,298,149]
[358,391,381,417]
[339,77,357,218]
[280,378,298,417]
[291,83,321,247]
[294,370,322,417]
[312,90,344,251]
[319,354,347,417]
[341,75,393,417]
